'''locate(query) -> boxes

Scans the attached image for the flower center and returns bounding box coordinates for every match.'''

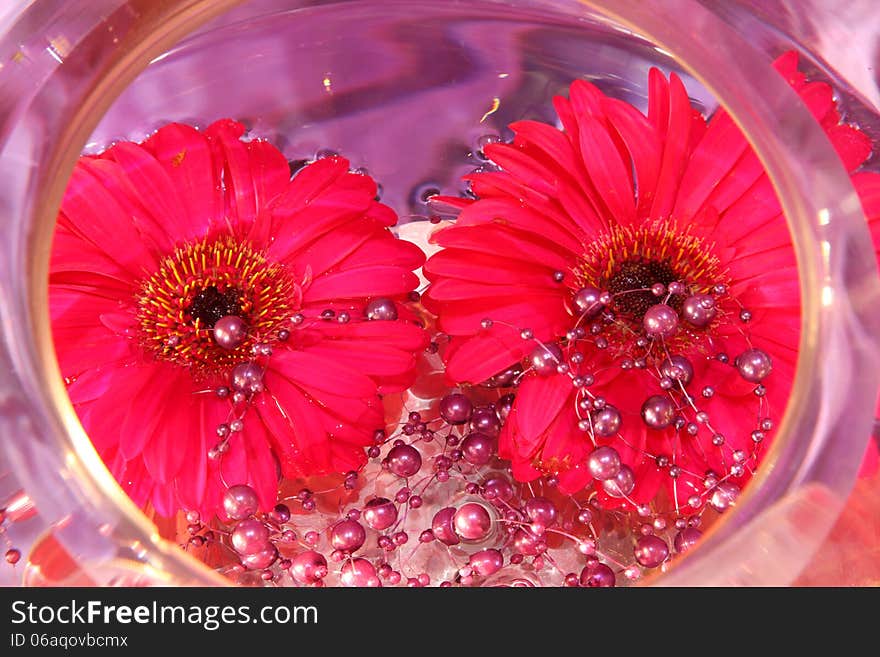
[605,260,679,319]
[573,221,730,353]
[136,235,299,379]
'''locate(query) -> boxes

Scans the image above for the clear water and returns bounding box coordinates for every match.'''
[90,0,716,221]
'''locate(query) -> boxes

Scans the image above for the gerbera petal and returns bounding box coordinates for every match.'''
[482,142,559,197]
[444,327,533,384]
[826,123,873,172]
[602,97,662,216]
[141,122,222,239]
[204,119,290,238]
[673,107,750,220]
[303,265,419,302]
[430,222,576,270]
[577,114,637,225]
[105,141,190,242]
[271,348,377,399]
[59,163,156,276]
[505,374,573,455]
[649,72,693,220]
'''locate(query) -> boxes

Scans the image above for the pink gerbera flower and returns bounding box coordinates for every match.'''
[51,119,426,519]
[423,52,880,514]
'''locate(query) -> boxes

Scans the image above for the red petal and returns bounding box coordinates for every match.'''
[650,73,693,220]
[577,114,636,225]
[444,327,532,384]
[141,123,222,240]
[674,107,750,219]
[271,348,377,399]
[506,374,573,455]
[603,97,662,216]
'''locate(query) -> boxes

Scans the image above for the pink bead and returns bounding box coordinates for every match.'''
[453,503,493,541]
[523,496,557,530]
[241,545,278,570]
[223,484,259,521]
[514,529,541,556]
[387,444,422,478]
[231,518,270,555]
[634,535,669,568]
[432,507,461,546]
[330,519,366,553]
[482,476,514,506]
[580,562,615,587]
[439,393,474,424]
[469,549,504,577]
[340,558,381,587]
[362,497,398,531]
[674,527,703,554]
[461,432,495,465]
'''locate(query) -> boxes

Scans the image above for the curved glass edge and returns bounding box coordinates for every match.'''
[0,0,876,586]
[584,0,880,585]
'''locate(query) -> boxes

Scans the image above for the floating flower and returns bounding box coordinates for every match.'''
[423,52,880,512]
[50,119,426,519]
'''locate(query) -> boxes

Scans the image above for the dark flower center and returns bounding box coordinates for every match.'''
[189,285,243,328]
[606,260,679,320]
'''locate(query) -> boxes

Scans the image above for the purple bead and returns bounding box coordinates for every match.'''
[453,503,493,541]
[213,315,247,350]
[641,394,676,430]
[735,348,772,383]
[572,286,604,319]
[469,549,504,577]
[513,528,541,556]
[365,298,398,321]
[593,406,622,437]
[290,552,327,584]
[231,362,264,394]
[340,558,381,587]
[362,497,398,531]
[387,444,422,478]
[432,507,460,546]
[231,518,270,555]
[580,562,615,587]
[497,393,515,421]
[330,519,366,553]
[660,355,694,387]
[482,476,514,506]
[530,342,563,376]
[482,364,523,388]
[469,406,501,437]
[439,393,474,424]
[524,497,557,530]
[241,545,278,570]
[268,503,291,525]
[709,481,740,511]
[602,465,635,498]
[674,527,703,553]
[634,535,669,568]
[682,294,717,328]
[461,432,495,466]
[643,304,679,338]
[587,446,621,481]
[223,484,259,521]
